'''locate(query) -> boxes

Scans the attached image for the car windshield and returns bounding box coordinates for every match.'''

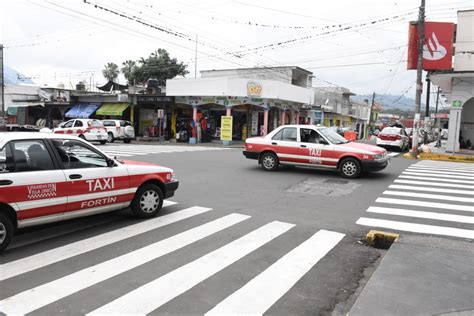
[318,128,348,144]
[88,120,104,127]
[381,127,400,134]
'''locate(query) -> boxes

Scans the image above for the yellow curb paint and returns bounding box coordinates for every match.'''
[365,230,399,248]
[418,153,474,163]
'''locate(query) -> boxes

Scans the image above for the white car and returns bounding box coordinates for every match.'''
[54,119,108,144]
[376,127,410,151]
[0,132,179,252]
[102,120,135,143]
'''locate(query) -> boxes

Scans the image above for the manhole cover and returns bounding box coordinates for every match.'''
[324,179,349,185]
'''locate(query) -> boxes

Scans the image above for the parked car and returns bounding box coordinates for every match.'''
[0,132,179,252]
[243,125,389,179]
[376,127,410,151]
[102,120,135,143]
[53,119,108,144]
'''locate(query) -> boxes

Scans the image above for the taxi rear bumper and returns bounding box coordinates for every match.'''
[361,157,390,172]
[243,151,259,160]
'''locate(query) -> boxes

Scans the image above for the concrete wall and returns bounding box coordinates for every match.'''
[454,10,474,72]
[461,98,474,147]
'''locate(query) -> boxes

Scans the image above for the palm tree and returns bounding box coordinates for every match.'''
[121,60,137,84]
[102,62,119,82]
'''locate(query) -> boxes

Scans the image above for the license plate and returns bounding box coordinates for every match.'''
[97,135,102,139]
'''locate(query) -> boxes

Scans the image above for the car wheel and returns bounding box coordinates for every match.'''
[0,213,14,253]
[124,139,131,144]
[131,184,164,218]
[107,132,115,143]
[78,134,86,140]
[99,140,107,145]
[260,152,279,171]
[339,157,362,179]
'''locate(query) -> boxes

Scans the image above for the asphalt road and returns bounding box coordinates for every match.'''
[0,145,415,315]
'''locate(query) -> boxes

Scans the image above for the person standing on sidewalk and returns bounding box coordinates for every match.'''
[436,127,442,148]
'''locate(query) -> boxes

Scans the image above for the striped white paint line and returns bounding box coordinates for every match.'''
[414,163,474,170]
[367,206,474,224]
[356,217,474,239]
[376,197,474,213]
[402,171,474,180]
[0,203,215,282]
[399,175,474,184]
[408,166,474,173]
[388,184,474,195]
[407,168,474,176]
[205,230,344,315]
[383,190,474,203]
[388,152,400,157]
[394,179,474,189]
[0,214,250,315]
[88,221,295,315]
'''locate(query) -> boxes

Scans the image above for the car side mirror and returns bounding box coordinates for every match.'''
[106,158,115,167]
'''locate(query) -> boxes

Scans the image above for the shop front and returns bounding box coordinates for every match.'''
[134,94,175,139]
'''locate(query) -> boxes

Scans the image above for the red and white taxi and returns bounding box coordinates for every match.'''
[54,119,108,144]
[244,125,389,178]
[0,132,179,252]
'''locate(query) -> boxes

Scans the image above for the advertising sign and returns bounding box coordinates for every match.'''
[407,21,455,70]
[220,116,233,141]
[247,81,262,97]
[452,100,463,108]
[251,111,259,135]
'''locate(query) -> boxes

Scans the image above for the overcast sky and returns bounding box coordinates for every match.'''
[2,0,472,102]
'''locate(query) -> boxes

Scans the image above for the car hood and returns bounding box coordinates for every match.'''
[337,141,386,154]
[120,159,173,173]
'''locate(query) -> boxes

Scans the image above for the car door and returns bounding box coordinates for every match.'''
[0,139,68,222]
[55,120,74,134]
[299,127,336,167]
[73,119,85,136]
[270,127,303,165]
[50,139,132,216]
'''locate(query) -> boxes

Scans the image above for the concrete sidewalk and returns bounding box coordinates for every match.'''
[349,235,474,316]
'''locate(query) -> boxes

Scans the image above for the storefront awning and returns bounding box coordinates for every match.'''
[6,102,45,116]
[95,103,130,116]
[65,103,100,119]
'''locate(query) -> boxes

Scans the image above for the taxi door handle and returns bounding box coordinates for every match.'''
[69,174,82,180]
[300,144,307,148]
[0,180,13,186]
[271,142,278,145]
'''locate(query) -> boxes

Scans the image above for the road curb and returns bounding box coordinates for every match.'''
[402,152,474,163]
[365,230,399,249]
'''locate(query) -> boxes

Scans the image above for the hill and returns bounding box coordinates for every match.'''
[352,94,422,111]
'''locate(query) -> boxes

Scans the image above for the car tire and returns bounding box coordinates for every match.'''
[99,140,107,145]
[0,213,14,253]
[339,157,362,179]
[78,134,86,140]
[123,139,131,144]
[131,184,164,218]
[260,152,279,171]
[107,132,115,143]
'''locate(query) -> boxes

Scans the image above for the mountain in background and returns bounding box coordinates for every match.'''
[352,93,423,111]
[4,65,35,85]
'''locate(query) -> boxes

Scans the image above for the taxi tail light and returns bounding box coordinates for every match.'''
[379,134,400,141]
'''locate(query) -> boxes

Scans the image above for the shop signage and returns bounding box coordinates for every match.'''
[201,97,216,104]
[220,116,233,141]
[251,111,259,136]
[117,94,128,102]
[247,81,262,97]
[157,109,164,118]
[407,21,454,70]
[452,100,463,108]
[137,95,174,103]
[40,89,70,103]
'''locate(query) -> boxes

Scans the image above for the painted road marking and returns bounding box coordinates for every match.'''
[356,217,474,239]
[394,179,474,189]
[102,145,230,157]
[388,152,399,157]
[414,163,474,170]
[0,203,217,282]
[88,221,295,315]
[407,166,474,173]
[402,171,474,180]
[398,175,474,184]
[376,197,474,213]
[367,206,474,224]
[205,230,344,315]
[407,168,474,176]
[388,184,474,195]
[0,214,250,315]
[383,190,474,203]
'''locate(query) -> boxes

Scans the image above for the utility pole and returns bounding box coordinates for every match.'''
[425,77,431,118]
[194,34,198,78]
[412,0,426,155]
[434,86,440,127]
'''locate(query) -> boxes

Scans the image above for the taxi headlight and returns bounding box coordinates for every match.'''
[373,153,384,160]
[170,173,177,181]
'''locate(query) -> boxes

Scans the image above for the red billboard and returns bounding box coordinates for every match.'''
[407,21,455,70]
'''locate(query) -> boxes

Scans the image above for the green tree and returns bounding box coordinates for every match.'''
[102,62,119,82]
[121,60,137,85]
[130,49,188,84]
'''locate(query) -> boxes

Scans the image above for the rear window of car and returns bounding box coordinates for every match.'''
[381,127,401,135]
[120,121,132,127]
[88,120,104,127]
[103,121,116,127]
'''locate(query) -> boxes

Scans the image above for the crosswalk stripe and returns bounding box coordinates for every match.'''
[398,175,474,184]
[376,197,474,213]
[0,204,215,282]
[367,206,474,224]
[402,171,474,180]
[0,213,250,315]
[407,168,473,176]
[388,184,474,195]
[414,162,474,170]
[87,221,295,315]
[407,166,474,173]
[383,190,474,203]
[356,217,474,239]
[205,230,344,315]
[394,179,474,189]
